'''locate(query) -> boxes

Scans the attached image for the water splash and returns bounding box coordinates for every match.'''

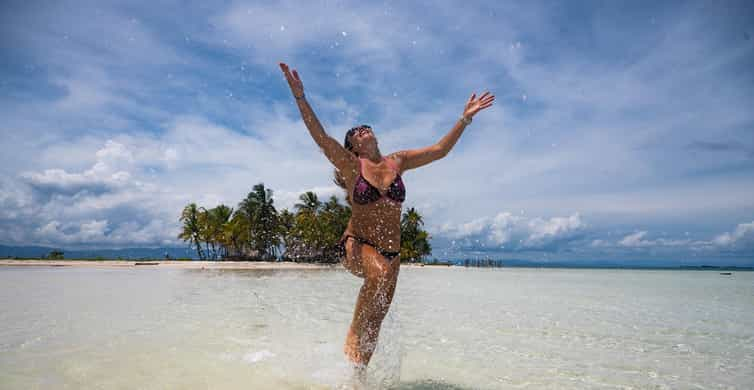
[364,293,403,389]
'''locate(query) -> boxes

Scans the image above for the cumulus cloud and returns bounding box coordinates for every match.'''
[35,220,109,244]
[3,116,351,248]
[21,140,134,196]
[617,231,692,248]
[7,139,183,247]
[437,211,586,252]
[712,221,754,249]
[586,222,754,256]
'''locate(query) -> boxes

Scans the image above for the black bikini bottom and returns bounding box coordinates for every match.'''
[338,234,400,260]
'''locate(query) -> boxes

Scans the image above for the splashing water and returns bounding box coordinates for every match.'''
[364,304,403,389]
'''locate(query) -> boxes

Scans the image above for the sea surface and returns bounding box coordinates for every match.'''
[1,266,752,389]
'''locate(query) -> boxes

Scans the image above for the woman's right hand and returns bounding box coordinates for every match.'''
[279,62,304,98]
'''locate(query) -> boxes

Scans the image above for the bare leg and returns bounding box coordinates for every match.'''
[343,243,400,367]
[341,237,365,278]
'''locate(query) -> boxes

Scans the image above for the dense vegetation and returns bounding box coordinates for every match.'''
[178,183,431,263]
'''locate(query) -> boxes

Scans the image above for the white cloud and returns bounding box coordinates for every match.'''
[10,139,181,247]
[437,211,585,252]
[526,214,586,247]
[612,231,696,249]
[599,222,754,253]
[712,221,754,248]
[21,140,134,195]
[34,219,108,244]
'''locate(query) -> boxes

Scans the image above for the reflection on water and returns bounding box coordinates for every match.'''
[1,266,753,389]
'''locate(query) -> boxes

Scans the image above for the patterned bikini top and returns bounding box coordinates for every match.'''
[353,157,406,205]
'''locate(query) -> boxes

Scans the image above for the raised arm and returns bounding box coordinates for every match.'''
[279,63,357,172]
[393,91,495,172]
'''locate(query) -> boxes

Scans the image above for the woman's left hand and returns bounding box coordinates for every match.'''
[463,91,495,118]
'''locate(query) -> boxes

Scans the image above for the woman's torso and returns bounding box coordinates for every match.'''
[342,155,404,252]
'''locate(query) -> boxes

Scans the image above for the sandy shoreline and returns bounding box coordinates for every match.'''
[0,259,434,269]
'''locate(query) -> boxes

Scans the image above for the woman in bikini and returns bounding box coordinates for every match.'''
[279,63,494,372]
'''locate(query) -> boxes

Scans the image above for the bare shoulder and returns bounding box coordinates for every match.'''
[339,154,360,179]
[386,152,406,174]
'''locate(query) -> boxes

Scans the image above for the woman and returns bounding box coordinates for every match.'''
[279,63,494,371]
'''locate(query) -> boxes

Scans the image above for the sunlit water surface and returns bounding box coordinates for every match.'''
[1,266,752,389]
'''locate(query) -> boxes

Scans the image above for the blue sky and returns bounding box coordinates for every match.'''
[1,0,753,265]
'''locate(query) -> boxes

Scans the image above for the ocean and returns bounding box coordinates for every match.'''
[1,266,752,389]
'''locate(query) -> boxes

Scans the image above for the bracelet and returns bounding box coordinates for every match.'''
[460,115,472,125]
[295,93,305,100]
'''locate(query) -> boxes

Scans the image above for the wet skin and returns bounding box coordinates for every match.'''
[339,154,403,366]
[278,61,495,371]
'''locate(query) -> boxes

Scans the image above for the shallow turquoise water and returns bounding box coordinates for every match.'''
[1,266,752,389]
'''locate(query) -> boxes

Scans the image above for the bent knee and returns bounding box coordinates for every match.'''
[342,239,365,277]
[343,260,364,278]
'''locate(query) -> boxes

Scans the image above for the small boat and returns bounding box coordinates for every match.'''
[720,272,732,275]
[134,262,160,266]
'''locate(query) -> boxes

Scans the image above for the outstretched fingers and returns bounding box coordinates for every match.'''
[481,94,495,109]
[279,62,290,76]
[279,62,304,97]
[279,63,293,83]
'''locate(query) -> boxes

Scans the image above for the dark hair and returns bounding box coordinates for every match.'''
[333,125,370,204]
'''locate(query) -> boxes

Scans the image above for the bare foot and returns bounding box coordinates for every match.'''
[343,331,368,387]
[344,361,367,389]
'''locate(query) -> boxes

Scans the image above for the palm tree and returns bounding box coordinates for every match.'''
[209,204,233,259]
[277,209,295,260]
[400,207,431,262]
[197,207,214,259]
[178,203,205,260]
[401,207,424,233]
[238,183,280,260]
[319,195,351,262]
[294,191,321,213]
[224,212,250,258]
